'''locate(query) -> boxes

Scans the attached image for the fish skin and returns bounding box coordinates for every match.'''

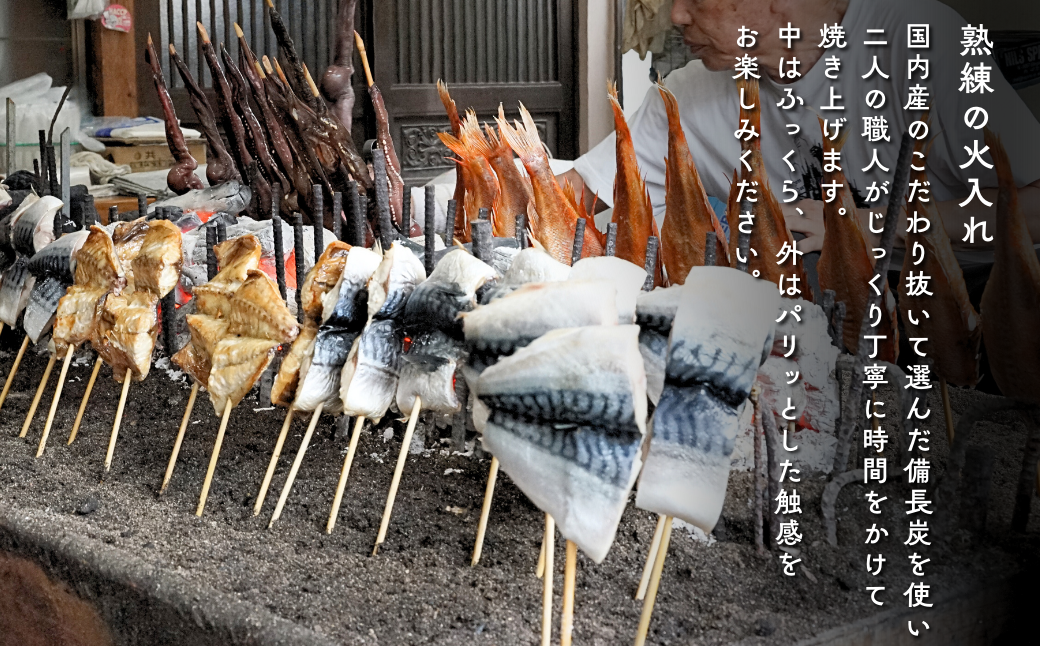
[402,249,497,337]
[636,266,779,532]
[92,290,160,382]
[437,80,469,241]
[476,325,647,563]
[299,240,351,322]
[321,246,382,328]
[498,105,603,265]
[207,336,278,413]
[467,109,535,239]
[74,226,126,290]
[0,258,33,328]
[226,269,300,345]
[438,113,500,242]
[658,84,730,281]
[816,119,898,360]
[396,328,465,415]
[12,195,62,255]
[980,130,1040,401]
[271,319,318,408]
[569,256,646,325]
[899,136,980,387]
[608,84,663,286]
[339,318,403,421]
[192,234,262,317]
[27,230,88,283]
[23,277,67,343]
[294,326,358,413]
[131,219,183,298]
[367,242,426,320]
[463,280,618,371]
[729,79,811,299]
[635,284,683,405]
[481,247,572,303]
[0,193,40,253]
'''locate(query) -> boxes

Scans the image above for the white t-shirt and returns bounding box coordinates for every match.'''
[574,0,1040,226]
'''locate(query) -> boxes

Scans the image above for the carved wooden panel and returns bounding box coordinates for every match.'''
[398,117,550,180]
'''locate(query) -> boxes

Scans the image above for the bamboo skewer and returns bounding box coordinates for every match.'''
[634,515,674,646]
[160,382,199,495]
[326,415,366,534]
[561,539,577,646]
[68,357,102,444]
[636,515,667,600]
[354,31,375,87]
[254,407,295,516]
[537,533,546,578]
[0,336,30,411]
[104,369,133,471]
[37,345,75,456]
[20,353,57,438]
[940,378,955,443]
[196,400,233,516]
[372,397,422,555]
[471,455,500,566]
[268,402,325,528]
[541,513,555,646]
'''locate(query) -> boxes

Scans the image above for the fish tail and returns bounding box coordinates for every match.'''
[498,104,549,169]
[658,83,682,130]
[607,82,631,142]
[437,79,462,136]
[437,131,469,162]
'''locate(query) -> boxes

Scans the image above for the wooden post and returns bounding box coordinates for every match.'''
[88,0,138,118]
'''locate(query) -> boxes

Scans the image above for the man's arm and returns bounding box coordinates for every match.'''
[784,178,1040,253]
[557,168,610,215]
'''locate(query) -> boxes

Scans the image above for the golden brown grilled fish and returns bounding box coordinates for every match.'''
[608,83,663,286]
[226,269,300,344]
[131,219,183,297]
[92,290,160,382]
[659,84,730,281]
[207,336,279,412]
[299,240,351,322]
[816,120,897,360]
[271,319,319,408]
[172,314,228,386]
[899,135,980,386]
[980,130,1040,401]
[192,234,262,317]
[53,226,127,353]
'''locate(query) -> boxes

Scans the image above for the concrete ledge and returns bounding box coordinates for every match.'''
[0,506,340,646]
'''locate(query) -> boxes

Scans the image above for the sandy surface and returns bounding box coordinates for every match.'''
[0,341,1037,645]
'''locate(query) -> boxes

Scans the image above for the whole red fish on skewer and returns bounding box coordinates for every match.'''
[466,107,536,239]
[499,105,604,265]
[608,83,663,286]
[439,113,501,242]
[816,119,897,360]
[145,34,203,195]
[730,79,810,299]
[438,81,469,241]
[899,135,980,386]
[980,130,1040,401]
[658,84,730,281]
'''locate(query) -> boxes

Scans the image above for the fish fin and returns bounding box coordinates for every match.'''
[437,131,470,162]
[437,80,462,136]
[497,104,549,168]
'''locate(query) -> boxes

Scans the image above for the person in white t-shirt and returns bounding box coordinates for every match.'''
[563,0,1040,260]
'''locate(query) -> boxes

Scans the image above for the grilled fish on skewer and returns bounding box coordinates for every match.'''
[402,249,497,337]
[438,81,468,241]
[174,314,228,386]
[192,235,262,317]
[608,84,663,287]
[635,285,682,405]
[226,269,299,344]
[899,136,980,387]
[131,219,182,298]
[396,329,466,416]
[569,256,647,325]
[0,258,34,328]
[476,325,647,563]
[980,130,1040,401]
[53,226,126,354]
[92,290,160,383]
[636,267,779,532]
[271,320,318,408]
[470,109,535,239]
[322,0,359,131]
[12,195,62,255]
[338,243,425,420]
[730,79,809,297]
[145,34,203,195]
[658,85,730,280]
[498,106,604,264]
[817,121,897,360]
[22,231,89,343]
[292,247,381,412]
[23,278,68,344]
[439,114,501,241]
[463,280,619,372]
[26,230,88,284]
